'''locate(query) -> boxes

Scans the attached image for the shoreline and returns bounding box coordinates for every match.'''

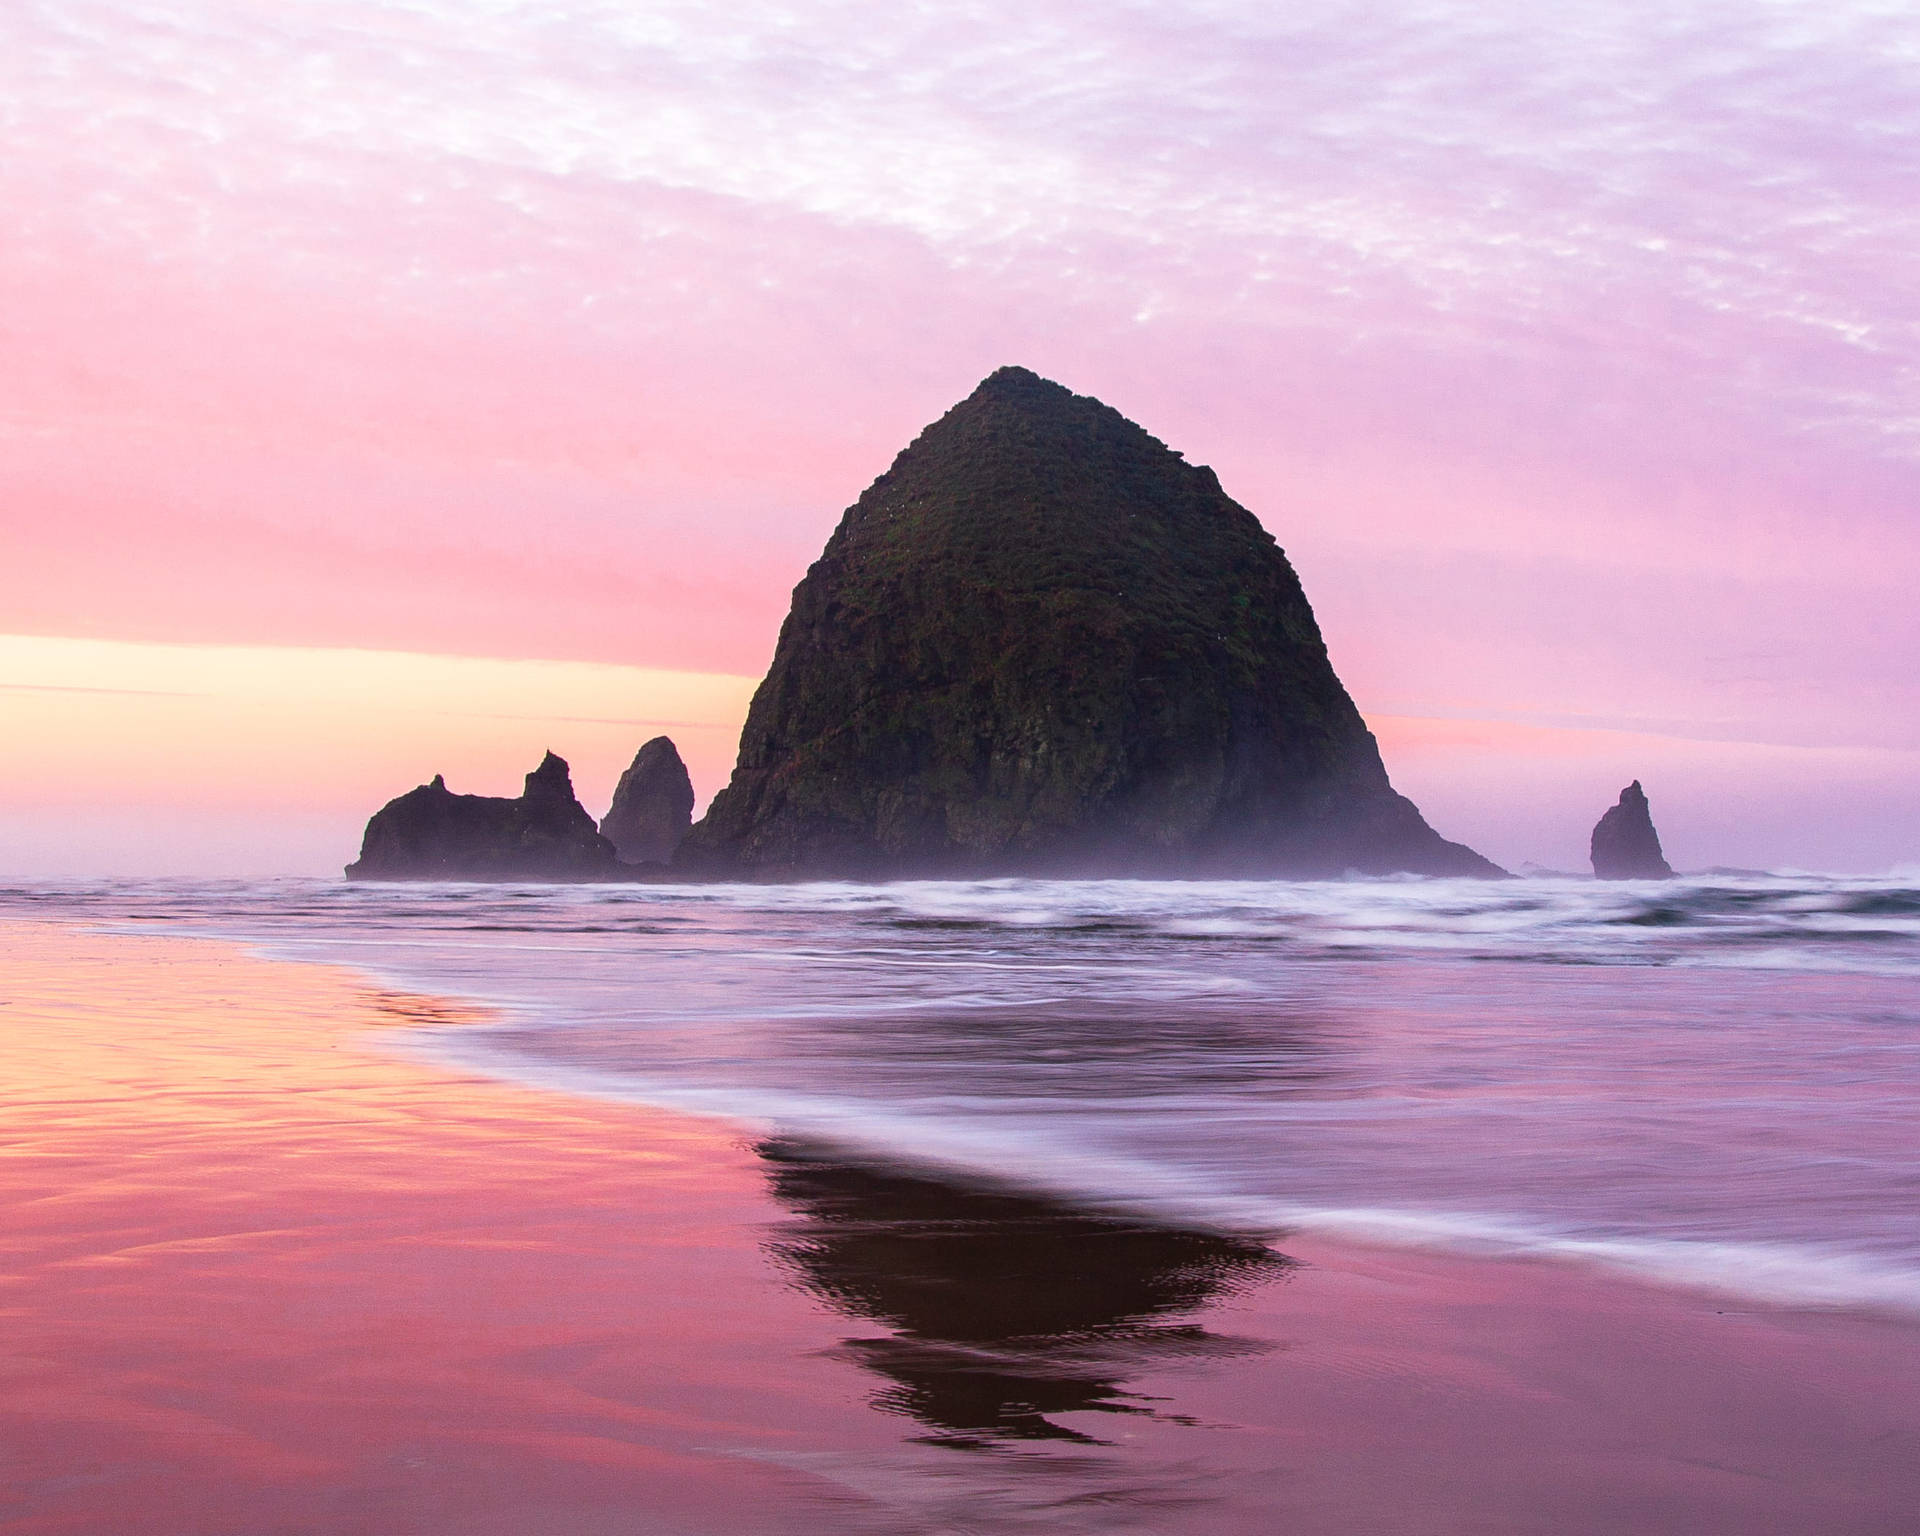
[394,1009,1920,1324]
[5,917,1918,1533]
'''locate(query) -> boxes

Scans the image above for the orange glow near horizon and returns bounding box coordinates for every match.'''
[0,635,757,869]
[5,633,1918,877]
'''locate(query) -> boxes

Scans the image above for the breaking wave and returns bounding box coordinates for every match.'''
[9,870,1920,1317]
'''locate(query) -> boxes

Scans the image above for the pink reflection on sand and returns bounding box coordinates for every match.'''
[4,921,1918,1533]
[0,924,874,1530]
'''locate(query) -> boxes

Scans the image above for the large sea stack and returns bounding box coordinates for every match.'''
[1590,780,1674,879]
[600,736,695,865]
[346,752,622,881]
[679,366,1501,879]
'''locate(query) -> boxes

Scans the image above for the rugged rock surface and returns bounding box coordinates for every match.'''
[346,752,623,881]
[600,736,695,865]
[678,366,1502,879]
[1590,780,1674,879]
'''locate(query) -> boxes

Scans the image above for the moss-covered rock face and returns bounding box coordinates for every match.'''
[680,366,1501,878]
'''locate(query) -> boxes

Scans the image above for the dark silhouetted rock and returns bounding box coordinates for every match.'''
[600,736,695,865]
[346,752,622,881]
[758,1138,1287,1447]
[1590,780,1674,879]
[679,366,1502,879]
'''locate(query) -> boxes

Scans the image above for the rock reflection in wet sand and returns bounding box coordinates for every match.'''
[759,1139,1291,1450]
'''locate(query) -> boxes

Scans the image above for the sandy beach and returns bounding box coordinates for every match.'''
[3,918,1917,1535]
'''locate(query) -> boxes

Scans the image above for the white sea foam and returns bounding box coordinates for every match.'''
[10,872,1920,1320]
[381,1022,1920,1318]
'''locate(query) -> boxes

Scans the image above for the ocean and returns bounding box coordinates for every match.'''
[11,871,1919,1317]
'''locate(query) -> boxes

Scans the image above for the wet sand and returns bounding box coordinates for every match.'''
[2,920,1916,1534]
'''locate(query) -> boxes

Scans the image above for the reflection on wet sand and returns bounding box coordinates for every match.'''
[760,1140,1291,1449]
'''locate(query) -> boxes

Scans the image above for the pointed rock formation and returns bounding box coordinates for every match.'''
[346,751,622,881]
[678,366,1502,879]
[1590,781,1674,879]
[600,736,695,865]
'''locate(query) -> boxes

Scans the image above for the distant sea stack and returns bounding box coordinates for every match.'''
[1590,781,1674,880]
[600,736,695,865]
[678,366,1502,880]
[346,752,623,881]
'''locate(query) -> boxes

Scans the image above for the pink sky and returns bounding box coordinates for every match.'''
[3,0,1918,874]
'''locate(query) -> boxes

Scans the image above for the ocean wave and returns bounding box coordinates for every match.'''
[9,873,1919,1325]
[395,1013,1920,1323]
[13,869,1920,978]
[1236,1207,1920,1318]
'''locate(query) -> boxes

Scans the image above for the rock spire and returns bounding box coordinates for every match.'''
[600,736,695,865]
[1590,780,1674,879]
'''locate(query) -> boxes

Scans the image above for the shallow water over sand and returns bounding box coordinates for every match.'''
[4,919,1919,1534]
[12,873,1919,1316]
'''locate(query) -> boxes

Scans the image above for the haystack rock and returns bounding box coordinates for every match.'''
[678,366,1502,879]
[600,736,695,865]
[1590,780,1674,880]
[346,751,622,881]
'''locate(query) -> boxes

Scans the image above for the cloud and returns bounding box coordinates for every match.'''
[11,2,1919,394]
[3,0,1918,866]
[10,0,1919,496]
